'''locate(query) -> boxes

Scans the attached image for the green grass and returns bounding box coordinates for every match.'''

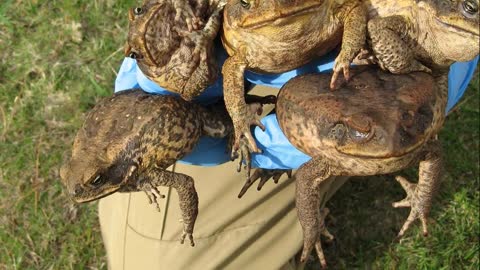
[0,1,478,269]
[0,1,135,268]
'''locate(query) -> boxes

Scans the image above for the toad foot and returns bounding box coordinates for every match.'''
[231,102,266,158]
[393,175,429,237]
[180,229,195,247]
[330,52,351,89]
[142,183,166,212]
[300,208,334,268]
[238,169,292,198]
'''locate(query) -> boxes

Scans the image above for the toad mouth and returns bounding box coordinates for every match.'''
[434,17,480,36]
[240,2,324,29]
[73,187,120,203]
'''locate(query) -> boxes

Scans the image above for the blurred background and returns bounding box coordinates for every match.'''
[0,1,478,269]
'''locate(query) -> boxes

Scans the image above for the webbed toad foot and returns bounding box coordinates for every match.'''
[231,96,276,178]
[300,208,334,268]
[392,175,429,237]
[330,52,351,89]
[141,183,166,212]
[238,168,292,198]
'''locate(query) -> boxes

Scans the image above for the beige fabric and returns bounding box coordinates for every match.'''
[99,161,303,270]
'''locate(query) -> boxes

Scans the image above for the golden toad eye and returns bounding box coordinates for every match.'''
[461,0,478,17]
[134,7,144,15]
[240,0,251,9]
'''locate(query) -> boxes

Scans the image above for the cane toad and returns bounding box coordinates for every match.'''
[363,0,479,73]
[275,66,447,267]
[60,90,233,246]
[221,0,367,160]
[125,0,226,100]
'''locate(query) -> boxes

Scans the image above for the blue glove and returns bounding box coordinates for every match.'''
[115,52,479,169]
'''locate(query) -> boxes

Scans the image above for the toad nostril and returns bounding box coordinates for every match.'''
[72,184,82,196]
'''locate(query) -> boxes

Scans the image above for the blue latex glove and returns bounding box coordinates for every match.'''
[115,52,479,169]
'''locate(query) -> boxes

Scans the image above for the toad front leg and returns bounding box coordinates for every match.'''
[223,51,266,157]
[330,2,367,89]
[296,158,336,268]
[393,141,442,237]
[367,16,432,74]
[138,167,199,246]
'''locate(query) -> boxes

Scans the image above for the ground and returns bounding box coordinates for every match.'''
[0,1,478,269]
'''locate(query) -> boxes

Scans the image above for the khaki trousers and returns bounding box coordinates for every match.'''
[99,161,303,270]
[99,161,349,270]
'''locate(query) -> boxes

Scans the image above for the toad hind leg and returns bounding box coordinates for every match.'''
[296,158,334,268]
[175,3,225,100]
[138,167,199,246]
[393,142,442,237]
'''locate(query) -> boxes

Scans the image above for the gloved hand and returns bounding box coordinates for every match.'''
[115,51,479,169]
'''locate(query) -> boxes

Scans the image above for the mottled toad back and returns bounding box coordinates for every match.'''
[276,66,446,267]
[60,90,232,246]
[125,0,226,100]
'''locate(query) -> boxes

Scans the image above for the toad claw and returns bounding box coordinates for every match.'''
[142,185,166,212]
[180,230,195,247]
[238,169,292,198]
[235,137,253,175]
[330,54,351,89]
[393,176,429,237]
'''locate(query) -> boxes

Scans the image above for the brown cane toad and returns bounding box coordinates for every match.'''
[275,66,448,267]
[221,0,367,160]
[60,90,233,246]
[125,0,226,100]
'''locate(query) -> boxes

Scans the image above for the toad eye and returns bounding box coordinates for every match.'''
[90,175,104,187]
[133,7,145,15]
[348,128,372,143]
[128,52,142,59]
[461,0,478,18]
[240,0,251,9]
